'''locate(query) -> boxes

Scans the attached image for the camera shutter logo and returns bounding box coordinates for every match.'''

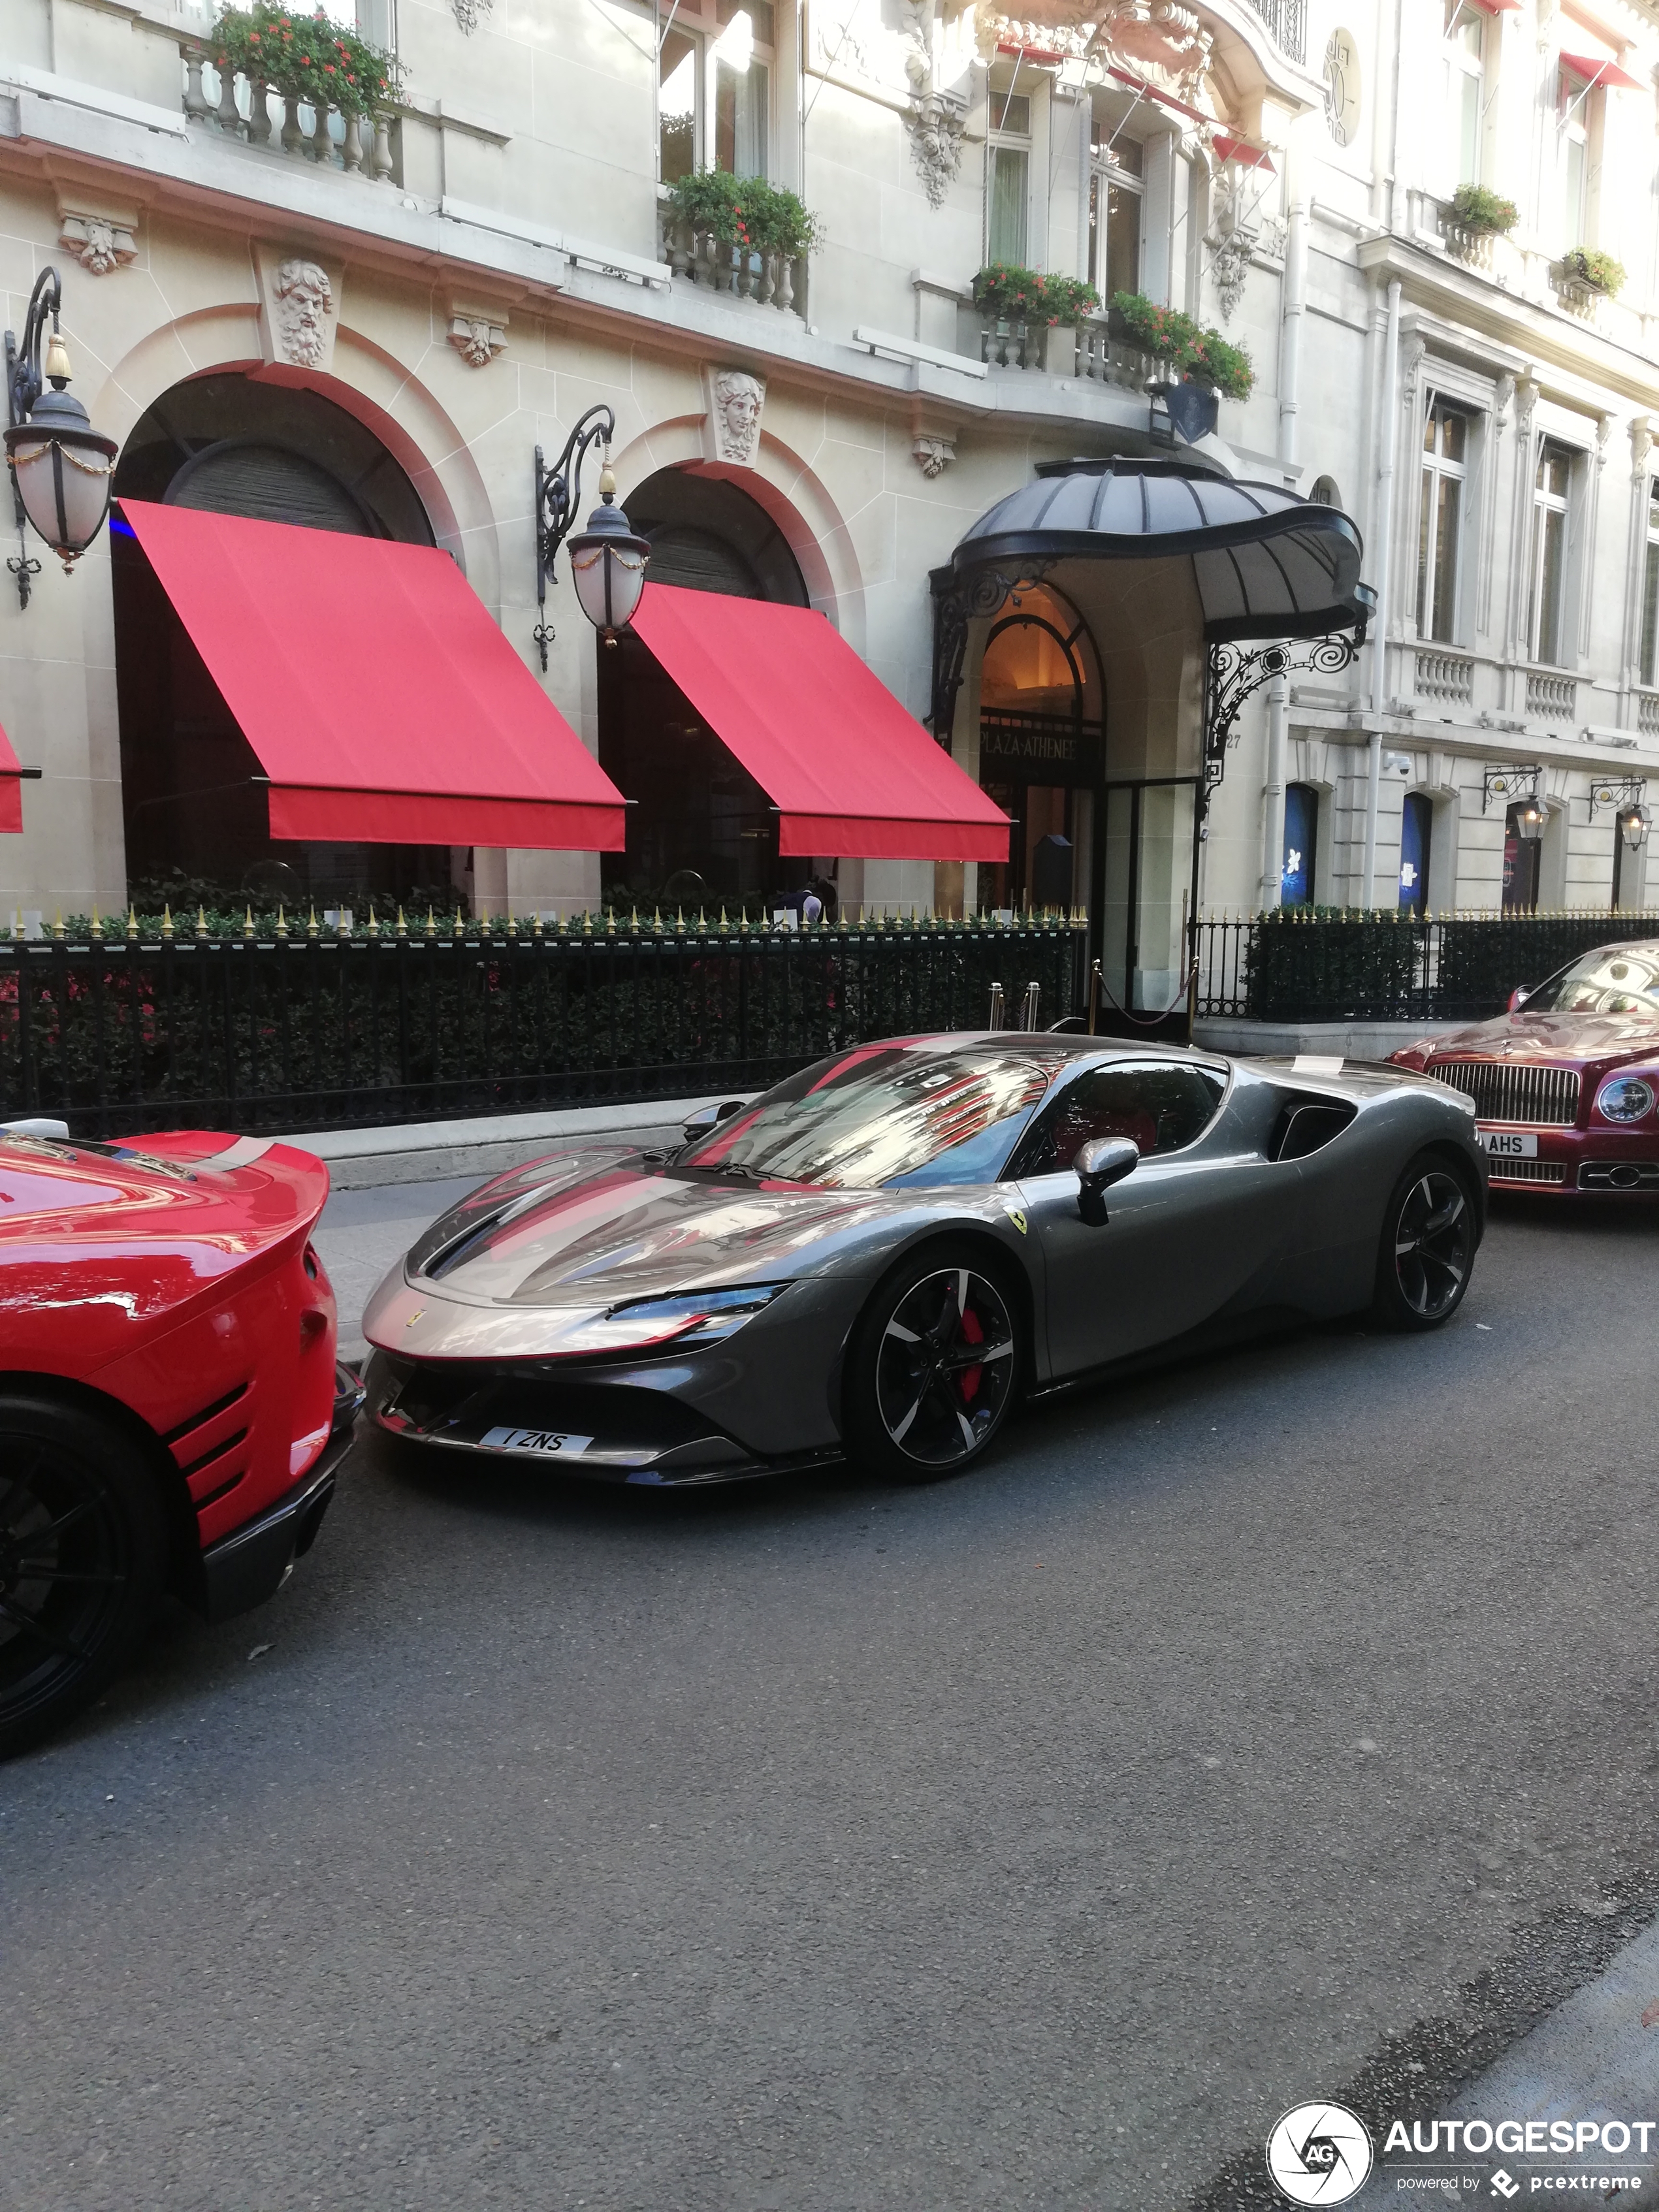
[1266,2102,1374,2205]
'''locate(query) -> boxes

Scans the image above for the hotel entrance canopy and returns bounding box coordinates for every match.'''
[933,455,1374,755]
[119,501,628,850]
[631,582,1010,863]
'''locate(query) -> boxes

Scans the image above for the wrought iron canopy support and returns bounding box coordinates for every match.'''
[1481,763,1545,814]
[927,560,1053,744]
[1588,774,1647,820]
[533,402,617,673]
[1202,629,1364,824]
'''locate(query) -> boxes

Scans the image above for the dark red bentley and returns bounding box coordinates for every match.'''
[0,1124,361,1755]
[1391,938,1659,1196]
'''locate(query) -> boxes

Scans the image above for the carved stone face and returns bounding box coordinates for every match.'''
[80,219,119,275]
[713,370,762,459]
[274,258,334,367]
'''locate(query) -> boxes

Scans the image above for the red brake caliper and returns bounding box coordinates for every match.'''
[958,1302,984,1402]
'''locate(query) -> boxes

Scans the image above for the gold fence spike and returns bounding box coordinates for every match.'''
[396,905,408,938]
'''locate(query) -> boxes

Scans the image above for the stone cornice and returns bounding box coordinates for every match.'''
[1356,231,1659,413]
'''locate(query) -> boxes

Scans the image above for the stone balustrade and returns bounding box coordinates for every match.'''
[1525,668,1577,722]
[181,48,395,180]
[656,204,807,316]
[974,315,1153,393]
[1638,693,1659,737]
[1415,647,1475,705]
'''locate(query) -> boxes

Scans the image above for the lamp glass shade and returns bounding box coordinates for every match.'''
[1515,803,1544,842]
[1621,807,1650,850]
[4,387,118,566]
[568,500,651,634]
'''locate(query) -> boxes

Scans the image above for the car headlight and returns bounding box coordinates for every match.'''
[545,1284,789,1357]
[1596,1075,1656,1123]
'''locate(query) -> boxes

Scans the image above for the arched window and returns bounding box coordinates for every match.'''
[1281,784,1318,905]
[112,374,442,918]
[1503,801,1541,910]
[600,468,809,914]
[1309,475,1342,507]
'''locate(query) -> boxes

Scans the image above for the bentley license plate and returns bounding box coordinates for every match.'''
[1478,1129,1539,1159]
[479,1425,595,1457]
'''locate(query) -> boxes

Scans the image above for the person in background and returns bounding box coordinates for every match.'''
[801,883,824,925]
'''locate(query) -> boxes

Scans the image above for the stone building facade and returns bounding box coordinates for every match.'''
[2,0,1657,952]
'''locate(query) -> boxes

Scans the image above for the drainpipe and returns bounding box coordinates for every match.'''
[1363,276,1402,908]
[1261,186,1308,908]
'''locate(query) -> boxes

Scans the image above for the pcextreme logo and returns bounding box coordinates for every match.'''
[1266,2102,1376,2205]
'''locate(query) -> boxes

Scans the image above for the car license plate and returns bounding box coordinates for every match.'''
[479,1425,594,1458]
[1478,1129,1539,1159]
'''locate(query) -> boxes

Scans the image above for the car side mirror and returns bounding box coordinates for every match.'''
[1508,986,1530,1013]
[1075,1136,1139,1226]
[682,1098,745,1146]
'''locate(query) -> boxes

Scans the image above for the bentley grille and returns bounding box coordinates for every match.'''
[1429,1059,1581,1126]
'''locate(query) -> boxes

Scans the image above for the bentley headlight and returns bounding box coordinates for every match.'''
[547,1284,789,1356]
[1596,1075,1656,1123]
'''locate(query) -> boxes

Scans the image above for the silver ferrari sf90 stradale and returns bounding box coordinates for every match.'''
[362,1036,1487,1486]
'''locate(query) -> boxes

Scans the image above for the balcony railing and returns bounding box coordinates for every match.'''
[181,48,396,179]
[1637,692,1659,737]
[1525,669,1577,722]
[973,314,1154,394]
[656,204,807,317]
[1240,0,1306,63]
[1415,648,1475,705]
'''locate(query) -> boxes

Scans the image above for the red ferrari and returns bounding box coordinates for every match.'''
[1391,938,1659,1196]
[0,1123,360,1755]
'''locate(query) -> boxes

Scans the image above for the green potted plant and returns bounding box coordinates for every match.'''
[1035,274,1101,325]
[1108,290,1201,368]
[1108,291,1253,432]
[1561,246,1626,296]
[1183,327,1254,402]
[664,172,821,308]
[210,3,401,114]
[1449,184,1519,235]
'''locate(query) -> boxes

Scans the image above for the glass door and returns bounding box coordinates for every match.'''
[1097,779,1199,1027]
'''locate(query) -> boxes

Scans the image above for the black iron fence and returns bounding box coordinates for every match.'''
[1193,909,1659,1024]
[0,915,1088,1140]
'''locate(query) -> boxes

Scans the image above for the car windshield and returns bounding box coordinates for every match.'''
[1524,946,1659,1016]
[674,1044,1067,1190]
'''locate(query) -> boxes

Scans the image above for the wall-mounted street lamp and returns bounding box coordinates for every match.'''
[1589,777,1650,849]
[1482,764,1545,839]
[4,267,118,609]
[532,402,651,671]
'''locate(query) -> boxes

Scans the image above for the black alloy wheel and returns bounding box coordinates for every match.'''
[847,1249,1020,1482]
[1372,1154,1477,1331]
[0,1396,167,1759]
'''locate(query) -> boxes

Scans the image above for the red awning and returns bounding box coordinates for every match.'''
[629,585,1010,863]
[1560,49,1645,89]
[1212,131,1276,172]
[0,723,24,835]
[118,501,626,850]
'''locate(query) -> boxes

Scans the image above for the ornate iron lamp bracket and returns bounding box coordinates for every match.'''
[1202,630,1363,814]
[1480,763,1544,814]
[533,402,618,673]
[928,560,1053,743]
[1588,773,1647,820]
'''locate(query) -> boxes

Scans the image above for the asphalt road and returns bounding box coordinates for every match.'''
[7,1189,1659,2212]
